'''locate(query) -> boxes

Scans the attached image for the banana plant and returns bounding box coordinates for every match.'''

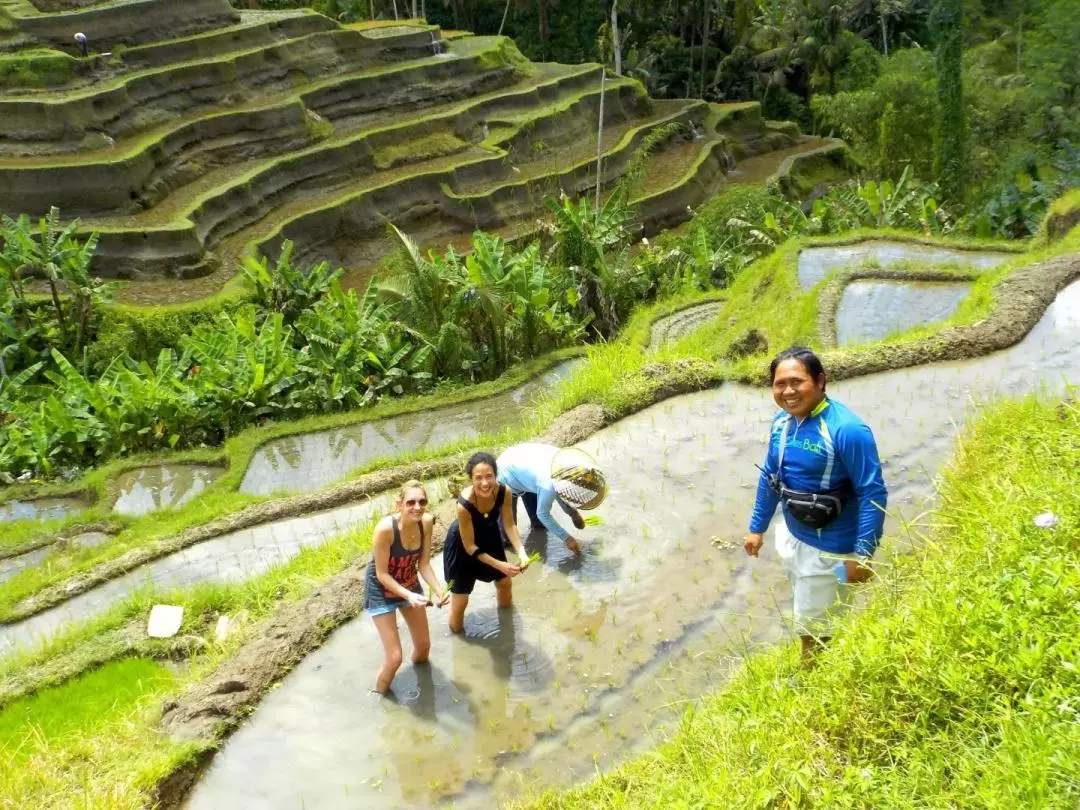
[241,240,342,328]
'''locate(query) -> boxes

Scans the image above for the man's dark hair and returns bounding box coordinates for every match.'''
[465,451,498,478]
[769,346,826,389]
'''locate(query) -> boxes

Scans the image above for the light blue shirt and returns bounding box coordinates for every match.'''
[496,443,570,542]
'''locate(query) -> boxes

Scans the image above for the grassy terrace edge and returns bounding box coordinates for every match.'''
[0,346,584,552]
[515,395,1080,809]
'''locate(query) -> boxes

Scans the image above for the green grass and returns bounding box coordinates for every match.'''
[520,395,1080,809]
[372,131,468,169]
[0,658,173,762]
[1036,187,1080,246]
[0,49,75,88]
[0,657,188,809]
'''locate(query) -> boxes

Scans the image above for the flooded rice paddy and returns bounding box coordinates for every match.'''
[797,240,1012,289]
[0,533,110,586]
[184,279,1079,809]
[0,498,85,524]
[835,280,972,347]
[240,360,582,496]
[111,465,223,517]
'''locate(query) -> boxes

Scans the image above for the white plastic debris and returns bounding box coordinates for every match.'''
[1034,512,1059,529]
[214,615,231,642]
[147,604,184,638]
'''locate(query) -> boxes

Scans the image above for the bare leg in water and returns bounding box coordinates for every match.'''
[372,612,405,693]
[399,604,431,664]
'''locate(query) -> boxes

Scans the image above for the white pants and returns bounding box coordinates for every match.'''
[774,521,856,637]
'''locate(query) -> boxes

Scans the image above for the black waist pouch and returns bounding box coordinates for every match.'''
[779,483,851,529]
[760,467,852,530]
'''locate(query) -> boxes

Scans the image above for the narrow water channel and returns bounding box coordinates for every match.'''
[184,280,1079,809]
[240,360,582,496]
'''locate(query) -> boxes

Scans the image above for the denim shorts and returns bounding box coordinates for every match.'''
[367,600,406,617]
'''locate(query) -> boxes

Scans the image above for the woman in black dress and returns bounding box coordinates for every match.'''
[444,452,530,633]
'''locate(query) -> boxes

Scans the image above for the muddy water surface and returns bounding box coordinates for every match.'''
[240,361,581,496]
[111,465,223,517]
[798,240,1011,289]
[183,279,1080,810]
[836,280,972,346]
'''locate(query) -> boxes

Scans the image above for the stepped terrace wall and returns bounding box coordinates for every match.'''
[0,27,437,152]
[2,0,238,48]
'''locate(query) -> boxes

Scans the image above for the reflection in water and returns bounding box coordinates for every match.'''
[835,280,972,346]
[111,465,223,517]
[0,498,84,524]
[241,361,582,496]
[798,240,1011,289]
[187,280,1079,810]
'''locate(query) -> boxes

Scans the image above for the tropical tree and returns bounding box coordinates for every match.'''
[241,240,342,328]
[379,224,476,378]
[930,0,967,201]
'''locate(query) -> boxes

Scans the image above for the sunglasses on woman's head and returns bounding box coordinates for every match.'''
[405,498,428,507]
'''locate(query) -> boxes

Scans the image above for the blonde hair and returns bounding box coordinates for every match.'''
[397,479,427,503]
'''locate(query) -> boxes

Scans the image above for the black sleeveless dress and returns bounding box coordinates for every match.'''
[443,485,509,595]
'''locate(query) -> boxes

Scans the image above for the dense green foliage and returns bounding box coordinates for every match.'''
[526,394,1080,809]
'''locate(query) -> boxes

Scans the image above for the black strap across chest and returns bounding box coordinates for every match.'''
[457,485,506,522]
[391,515,427,553]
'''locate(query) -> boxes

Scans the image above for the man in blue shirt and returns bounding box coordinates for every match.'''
[496,443,607,556]
[744,347,887,663]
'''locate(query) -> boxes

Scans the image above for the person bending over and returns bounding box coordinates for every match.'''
[496,443,607,556]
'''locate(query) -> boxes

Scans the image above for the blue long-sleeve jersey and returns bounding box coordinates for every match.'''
[496,443,570,542]
[748,398,888,557]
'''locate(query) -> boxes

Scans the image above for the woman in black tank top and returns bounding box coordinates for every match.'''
[366,480,450,694]
[444,452,530,633]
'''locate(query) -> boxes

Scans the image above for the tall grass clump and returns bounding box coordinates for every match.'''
[523,394,1080,809]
